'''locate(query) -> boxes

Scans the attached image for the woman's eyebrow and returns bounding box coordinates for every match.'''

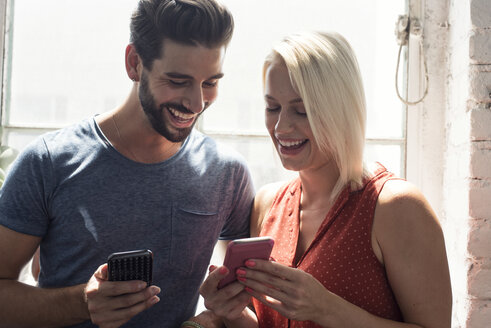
[264,94,303,104]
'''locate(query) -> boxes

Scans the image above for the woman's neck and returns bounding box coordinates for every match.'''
[298,161,340,211]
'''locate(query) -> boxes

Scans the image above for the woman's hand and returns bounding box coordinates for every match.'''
[237,259,332,323]
[199,265,252,321]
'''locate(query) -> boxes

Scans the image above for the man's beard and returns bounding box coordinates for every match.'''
[139,71,200,143]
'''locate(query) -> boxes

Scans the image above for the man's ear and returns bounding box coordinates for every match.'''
[125,44,141,82]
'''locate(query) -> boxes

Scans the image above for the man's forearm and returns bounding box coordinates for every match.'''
[0,279,90,327]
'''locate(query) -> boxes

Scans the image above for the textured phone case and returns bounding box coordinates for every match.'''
[108,249,153,286]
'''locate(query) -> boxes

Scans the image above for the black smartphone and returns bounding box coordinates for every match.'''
[107,249,153,286]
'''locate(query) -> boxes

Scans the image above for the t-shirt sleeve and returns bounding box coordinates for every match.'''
[0,137,54,237]
[218,161,255,240]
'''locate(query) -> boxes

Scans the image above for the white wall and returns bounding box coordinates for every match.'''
[411,0,491,326]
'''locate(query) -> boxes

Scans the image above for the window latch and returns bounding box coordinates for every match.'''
[395,15,423,46]
[394,15,428,106]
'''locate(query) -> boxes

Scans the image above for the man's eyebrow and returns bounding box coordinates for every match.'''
[164,72,225,80]
[265,94,303,104]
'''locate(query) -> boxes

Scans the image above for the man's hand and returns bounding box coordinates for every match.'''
[84,263,161,328]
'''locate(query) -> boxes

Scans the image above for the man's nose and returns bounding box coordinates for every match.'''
[184,85,205,114]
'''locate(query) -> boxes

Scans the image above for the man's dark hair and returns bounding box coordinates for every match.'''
[130,0,234,70]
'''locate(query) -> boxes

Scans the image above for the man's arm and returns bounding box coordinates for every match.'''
[0,225,160,327]
[0,225,90,327]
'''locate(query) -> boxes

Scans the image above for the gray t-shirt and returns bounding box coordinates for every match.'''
[0,117,255,327]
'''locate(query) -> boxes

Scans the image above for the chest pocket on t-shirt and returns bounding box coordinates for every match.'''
[170,205,221,274]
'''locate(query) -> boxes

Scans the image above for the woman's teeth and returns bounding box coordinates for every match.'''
[278,139,306,147]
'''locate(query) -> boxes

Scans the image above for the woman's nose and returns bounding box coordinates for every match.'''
[275,109,294,132]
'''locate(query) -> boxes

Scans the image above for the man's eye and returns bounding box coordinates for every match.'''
[169,80,187,86]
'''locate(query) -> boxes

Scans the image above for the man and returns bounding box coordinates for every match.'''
[0,0,254,327]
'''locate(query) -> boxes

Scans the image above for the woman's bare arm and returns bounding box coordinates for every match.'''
[372,179,452,328]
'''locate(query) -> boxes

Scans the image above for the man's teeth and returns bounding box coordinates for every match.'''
[279,139,306,147]
[168,107,194,120]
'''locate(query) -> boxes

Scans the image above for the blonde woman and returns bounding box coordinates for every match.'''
[200,31,452,328]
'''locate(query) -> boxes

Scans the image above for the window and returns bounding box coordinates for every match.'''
[1,0,406,189]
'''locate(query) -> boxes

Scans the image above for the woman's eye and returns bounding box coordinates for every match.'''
[266,106,280,112]
[203,81,218,88]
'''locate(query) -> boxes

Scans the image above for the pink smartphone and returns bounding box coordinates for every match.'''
[217,236,274,289]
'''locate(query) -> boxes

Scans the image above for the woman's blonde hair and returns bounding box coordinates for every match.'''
[264,31,368,201]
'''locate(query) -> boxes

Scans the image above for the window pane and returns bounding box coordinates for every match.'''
[204,0,406,139]
[210,135,297,188]
[364,143,403,177]
[4,0,407,183]
[6,0,137,127]
[214,136,403,189]
[2,128,47,152]
[7,0,405,136]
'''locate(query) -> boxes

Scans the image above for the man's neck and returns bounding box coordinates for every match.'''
[96,96,183,164]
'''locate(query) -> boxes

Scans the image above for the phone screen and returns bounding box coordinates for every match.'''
[218,237,274,289]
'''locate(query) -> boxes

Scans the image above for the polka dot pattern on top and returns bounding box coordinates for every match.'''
[252,163,403,327]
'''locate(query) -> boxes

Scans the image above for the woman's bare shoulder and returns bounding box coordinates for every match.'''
[373,178,443,259]
[377,179,432,214]
[250,181,287,237]
[256,181,285,207]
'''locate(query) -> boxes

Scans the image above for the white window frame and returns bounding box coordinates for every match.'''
[0,0,7,127]
[404,0,445,215]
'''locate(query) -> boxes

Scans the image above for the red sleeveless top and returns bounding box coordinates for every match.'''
[252,164,403,327]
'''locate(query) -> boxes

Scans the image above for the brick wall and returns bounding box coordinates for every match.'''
[466,0,491,326]
[429,0,491,326]
[412,0,490,326]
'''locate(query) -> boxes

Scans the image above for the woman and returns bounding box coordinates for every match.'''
[200,31,452,328]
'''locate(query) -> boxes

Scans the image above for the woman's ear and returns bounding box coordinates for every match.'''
[125,44,141,82]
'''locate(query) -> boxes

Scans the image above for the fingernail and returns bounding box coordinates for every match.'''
[150,286,161,295]
[150,296,160,304]
[237,276,246,282]
[245,260,256,267]
[245,287,254,293]
[139,282,147,289]
[236,268,246,276]
[219,267,228,275]
[269,256,276,262]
